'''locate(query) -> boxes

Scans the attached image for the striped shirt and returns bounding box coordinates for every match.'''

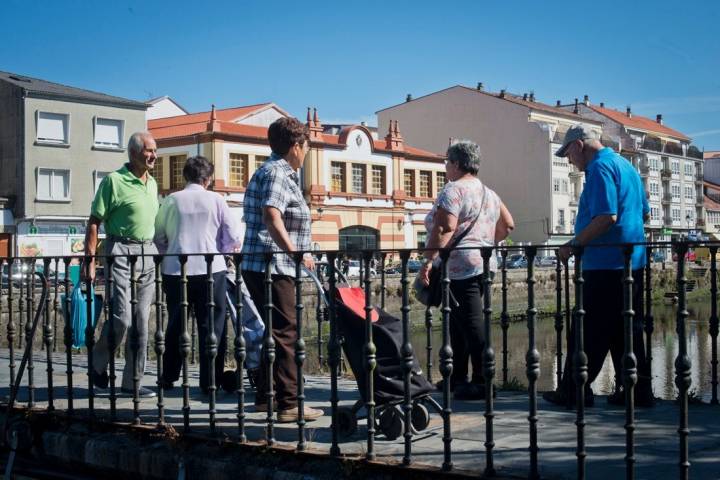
[241,153,311,276]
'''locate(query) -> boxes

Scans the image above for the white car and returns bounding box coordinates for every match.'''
[346,260,377,278]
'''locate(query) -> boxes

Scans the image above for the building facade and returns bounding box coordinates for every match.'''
[150,104,445,254]
[564,98,705,242]
[0,71,147,258]
[377,85,603,245]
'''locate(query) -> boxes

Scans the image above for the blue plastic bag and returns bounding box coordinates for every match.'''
[69,282,101,349]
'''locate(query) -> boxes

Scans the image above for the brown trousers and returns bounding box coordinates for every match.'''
[242,270,298,410]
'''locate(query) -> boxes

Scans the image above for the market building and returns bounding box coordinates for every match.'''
[149,104,445,254]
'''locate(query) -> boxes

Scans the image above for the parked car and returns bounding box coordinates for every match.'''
[652,251,667,263]
[407,260,424,273]
[346,260,377,278]
[506,254,528,269]
[536,256,558,267]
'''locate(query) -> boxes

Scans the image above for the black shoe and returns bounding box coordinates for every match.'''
[453,382,496,400]
[90,370,108,389]
[542,388,595,408]
[121,386,157,398]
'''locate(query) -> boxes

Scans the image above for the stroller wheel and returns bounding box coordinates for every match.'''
[411,402,430,431]
[378,407,403,441]
[336,406,357,438]
[220,370,237,394]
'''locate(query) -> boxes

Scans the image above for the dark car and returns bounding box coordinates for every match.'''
[407,260,424,273]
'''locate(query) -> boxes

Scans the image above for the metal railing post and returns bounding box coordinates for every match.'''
[294,253,307,451]
[572,246,587,479]
[42,258,54,411]
[154,255,165,425]
[500,249,510,386]
[644,248,654,383]
[363,250,376,461]
[263,253,275,445]
[129,255,141,425]
[622,246,637,480]
[179,255,191,432]
[554,249,564,387]
[439,249,453,471]
[233,254,247,442]
[524,246,539,480]
[62,258,72,413]
[481,247,496,477]
[205,255,218,434]
[674,242,691,479]
[709,246,718,405]
[399,250,414,465]
[326,252,341,456]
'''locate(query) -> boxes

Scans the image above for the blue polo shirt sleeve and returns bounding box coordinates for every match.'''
[587,163,618,218]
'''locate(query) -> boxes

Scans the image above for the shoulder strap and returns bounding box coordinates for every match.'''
[447,184,486,250]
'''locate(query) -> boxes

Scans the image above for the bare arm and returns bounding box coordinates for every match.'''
[558,214,617,263]
[494,202,515,243]
[82,215,102,281]
[418,207,457,285]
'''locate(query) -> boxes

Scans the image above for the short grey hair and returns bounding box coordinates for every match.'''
[447,140,481,175]
[128,131,152,158]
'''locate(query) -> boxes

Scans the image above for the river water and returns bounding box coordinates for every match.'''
[306,300,716,402]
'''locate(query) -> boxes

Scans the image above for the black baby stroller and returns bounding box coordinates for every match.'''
[311,266,440,440]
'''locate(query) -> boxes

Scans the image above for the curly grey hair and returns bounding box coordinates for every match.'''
[446,140,481,175]
[127,131,153,158]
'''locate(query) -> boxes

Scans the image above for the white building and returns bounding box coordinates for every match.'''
[564,97,704,242]
[377,85,603,245]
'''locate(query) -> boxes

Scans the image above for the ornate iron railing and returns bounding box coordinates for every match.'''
[0,241,718,479]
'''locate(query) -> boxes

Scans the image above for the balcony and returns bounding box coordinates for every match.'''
[661,193,673,204]
[641,137,663,152]
[639,164,650,176]
[660,169,672,179]
[569,170,582,179]
[688,145,703,159]
[696,172,704,183]
[569,197,579,207]
[697,195,705,206]
[664,142,683,156]
[664,216,674,225]
[697,218,706,227]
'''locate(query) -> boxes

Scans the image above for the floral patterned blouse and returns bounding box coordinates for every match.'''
[424,177,501,280]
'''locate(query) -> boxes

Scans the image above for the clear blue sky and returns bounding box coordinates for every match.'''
[3,0,719,150]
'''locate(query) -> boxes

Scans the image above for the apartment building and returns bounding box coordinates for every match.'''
[0,71,147,257]
[149,104,445,252]
[377,85,603,245]
[564,97,704,242]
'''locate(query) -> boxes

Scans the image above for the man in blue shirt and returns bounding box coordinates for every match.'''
[545,125,654,408]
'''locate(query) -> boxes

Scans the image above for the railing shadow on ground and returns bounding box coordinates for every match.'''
[0,240,718,479]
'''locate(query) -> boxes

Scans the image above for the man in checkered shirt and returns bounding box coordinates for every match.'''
[241,117,321,423]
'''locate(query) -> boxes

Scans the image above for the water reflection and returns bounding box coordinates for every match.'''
[307,300,716,402]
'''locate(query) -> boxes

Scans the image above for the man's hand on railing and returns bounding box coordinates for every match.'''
[558,244,573,265]
[302,253,316,271]
[418,260,432,286]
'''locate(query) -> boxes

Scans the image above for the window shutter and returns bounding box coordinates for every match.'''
[95,118,122,147]
[37,112,67,143]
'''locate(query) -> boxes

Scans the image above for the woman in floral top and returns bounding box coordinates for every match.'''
[418,140,514,400]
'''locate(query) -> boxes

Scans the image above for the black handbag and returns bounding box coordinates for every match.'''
[417,186,486,307]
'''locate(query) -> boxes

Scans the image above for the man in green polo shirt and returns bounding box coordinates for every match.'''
[83,131,160,398]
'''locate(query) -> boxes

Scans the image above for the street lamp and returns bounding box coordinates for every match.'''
[685,214,692,237]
